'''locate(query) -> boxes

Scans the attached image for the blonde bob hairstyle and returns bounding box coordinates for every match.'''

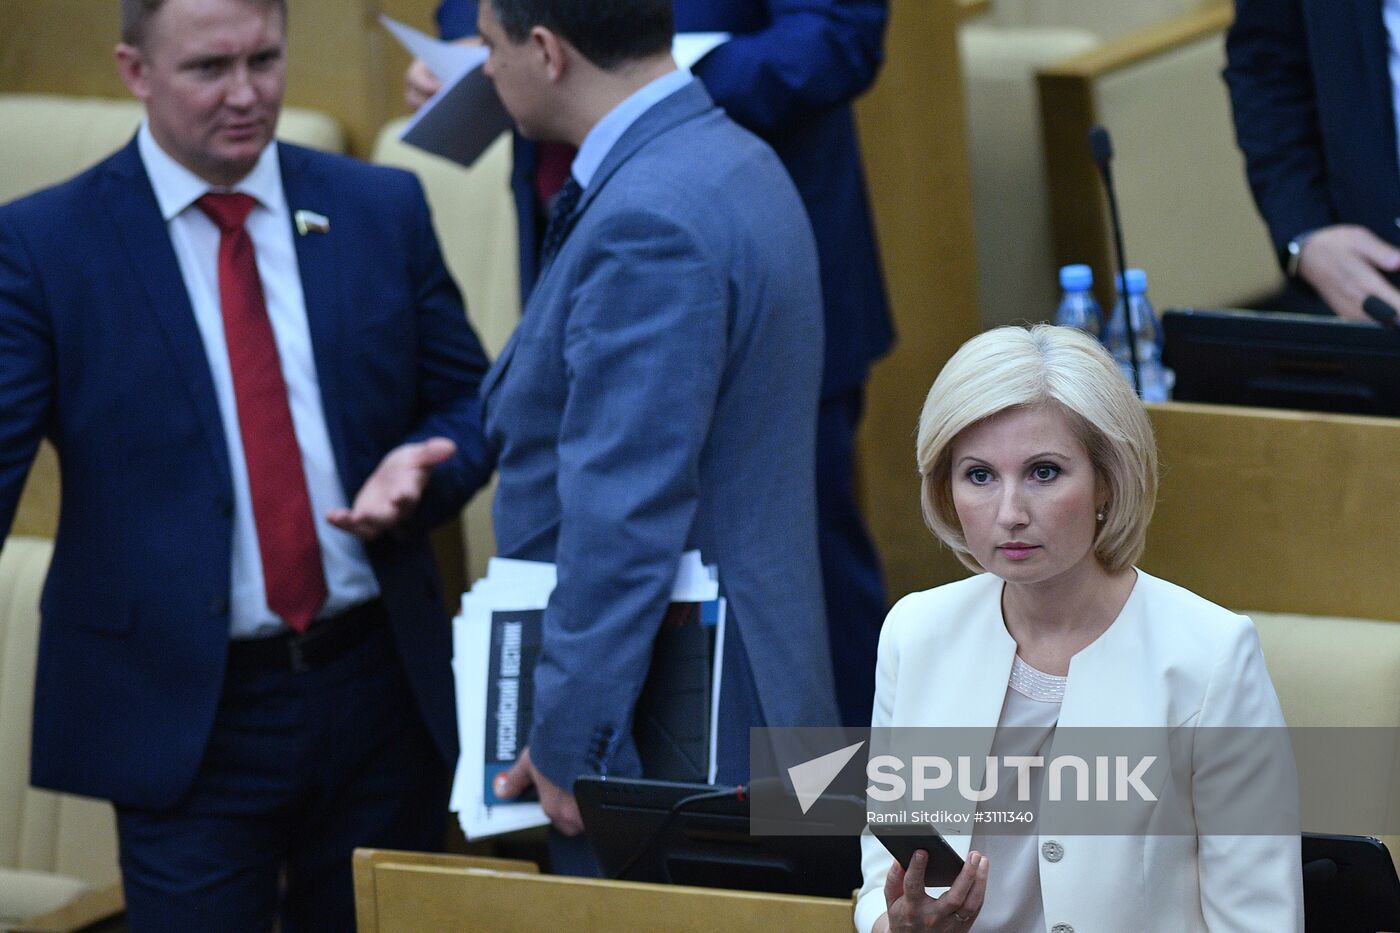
[916,324,1157,575]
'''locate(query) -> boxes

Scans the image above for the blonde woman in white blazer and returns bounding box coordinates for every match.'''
[856,326,1303,933]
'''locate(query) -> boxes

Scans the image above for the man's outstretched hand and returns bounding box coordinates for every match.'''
[326,437,456,540]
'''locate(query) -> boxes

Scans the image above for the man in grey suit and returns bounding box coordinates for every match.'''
[477,0,839,848]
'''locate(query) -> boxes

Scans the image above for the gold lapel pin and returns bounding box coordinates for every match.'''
[294,210,330,236]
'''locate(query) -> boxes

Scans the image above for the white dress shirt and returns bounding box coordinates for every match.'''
[137,123,379,638]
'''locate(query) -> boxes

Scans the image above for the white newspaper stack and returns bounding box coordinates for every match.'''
[450,551,723,840]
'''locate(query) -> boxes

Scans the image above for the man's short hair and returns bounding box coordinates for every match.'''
[120,0,286,48]
[489,0,672,71]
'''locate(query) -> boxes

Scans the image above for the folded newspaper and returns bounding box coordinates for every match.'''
[450,551,726,839]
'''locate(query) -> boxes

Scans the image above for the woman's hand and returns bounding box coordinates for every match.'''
[879,849,989,931]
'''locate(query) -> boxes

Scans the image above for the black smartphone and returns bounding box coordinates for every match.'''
[870,822,965,887]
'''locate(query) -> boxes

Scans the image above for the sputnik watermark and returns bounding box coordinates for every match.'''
[867,754,1157,803]
[750,727,1311,837]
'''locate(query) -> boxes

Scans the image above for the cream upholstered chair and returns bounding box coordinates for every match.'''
[1250,612,1400,871]
[957,1,1274,327]
[0,537,122,930]
[372,123,521,583]
[959,26,1098,328]
[0,94,346,206]
[958,0,1207,329]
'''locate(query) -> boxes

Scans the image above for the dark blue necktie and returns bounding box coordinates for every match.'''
[539,175,583,266]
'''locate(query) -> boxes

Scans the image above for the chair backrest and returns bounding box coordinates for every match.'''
[980,0,1214,40]
[959,25,1100,328]
[0,537,119,887]
[1037,6,1280,313]
[372,122,521,582]
[370,121,520,360]
[0,93,346,206]
[1250,611,1400,874]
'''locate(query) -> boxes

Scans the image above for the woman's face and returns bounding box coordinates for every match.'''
[949,404,1106,587]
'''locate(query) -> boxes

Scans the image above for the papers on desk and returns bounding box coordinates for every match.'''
[450,551,726,840]
[380,16,731,168]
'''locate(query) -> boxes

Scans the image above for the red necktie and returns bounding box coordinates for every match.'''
[534,142,577,204]
[198,193,326,633]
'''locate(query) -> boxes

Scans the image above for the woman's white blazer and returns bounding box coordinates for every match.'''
[854,570,1304,933]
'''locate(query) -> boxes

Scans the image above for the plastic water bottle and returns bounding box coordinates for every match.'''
[1053,264,1103,337]
[1103,268,1173,402]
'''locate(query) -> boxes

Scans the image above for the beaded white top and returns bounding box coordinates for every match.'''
[1008,655,1067,703]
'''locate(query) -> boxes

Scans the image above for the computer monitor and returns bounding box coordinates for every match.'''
[1302,833,1400,932]
[574,775,861,899]
[1161,308,1400,416]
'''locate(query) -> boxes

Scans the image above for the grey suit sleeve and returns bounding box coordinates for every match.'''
[525,207,727,790]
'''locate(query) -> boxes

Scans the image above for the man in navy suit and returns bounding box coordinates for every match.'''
[1225,0,1400,321]
[0,0,491,927]
[474,0,838,855]
[414,0,891,727]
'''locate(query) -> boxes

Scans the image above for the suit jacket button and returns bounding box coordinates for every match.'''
[210,596,229,615]
[1041,840,1064,862]
[1050,924,1074,933]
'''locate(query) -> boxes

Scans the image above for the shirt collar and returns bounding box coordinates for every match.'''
[137,119,285,221]
[571,68,693,189]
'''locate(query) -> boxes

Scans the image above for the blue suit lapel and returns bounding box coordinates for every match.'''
[480,323,522,408]
[278,144,354,494]
[99,139,232,492]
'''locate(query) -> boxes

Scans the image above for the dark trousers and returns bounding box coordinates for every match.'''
[817,389,887,728]
[115,624,447,933]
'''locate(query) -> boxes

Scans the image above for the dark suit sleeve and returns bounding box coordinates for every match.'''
[436,0,478,41]
[0,210,54,542]
[525,207,727,791]
[398,176,494,531]
[692,0,887,134]
[1223,0,1336,262]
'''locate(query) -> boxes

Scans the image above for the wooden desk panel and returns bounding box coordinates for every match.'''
[1143,402,1400,620]
[354,849,853,933]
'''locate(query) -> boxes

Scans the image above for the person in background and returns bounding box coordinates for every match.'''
[1225,0,1400,321]
[411,0,892,728]
[0,0,492,926]
[475,0,839,871]
[857,325,1302,932]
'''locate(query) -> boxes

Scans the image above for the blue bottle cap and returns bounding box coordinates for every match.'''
[1115,268,1148,294]
[1059,264,1093,291]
